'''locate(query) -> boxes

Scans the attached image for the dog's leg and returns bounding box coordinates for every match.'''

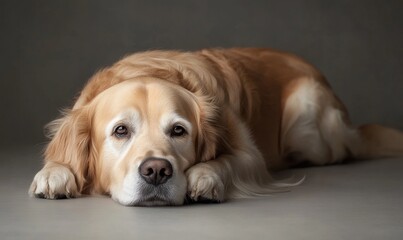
[186,118,284,203]
[29,107,93,199]
[185,161,226,202]
[29,162,79,199]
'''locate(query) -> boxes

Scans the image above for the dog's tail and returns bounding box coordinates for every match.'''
[350,124,403,159]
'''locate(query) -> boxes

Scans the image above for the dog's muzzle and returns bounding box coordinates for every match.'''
[132,158,179,206]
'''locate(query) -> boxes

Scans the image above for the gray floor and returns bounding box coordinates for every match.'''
[1,147,402,240]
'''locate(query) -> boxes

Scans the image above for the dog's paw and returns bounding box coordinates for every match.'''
[186,163,225,203]
[29,164,79,199]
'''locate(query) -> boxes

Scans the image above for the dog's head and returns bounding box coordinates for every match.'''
[45,78,220,206]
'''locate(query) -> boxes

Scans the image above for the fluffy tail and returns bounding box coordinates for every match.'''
[351,124,403,159]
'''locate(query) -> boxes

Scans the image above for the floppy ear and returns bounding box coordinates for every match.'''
[195,99,222,162]
[44,107,94,193]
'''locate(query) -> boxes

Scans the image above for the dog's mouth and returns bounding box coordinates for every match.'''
[133,185,179,206]
[130,182,222,206]
[136,196,174,206]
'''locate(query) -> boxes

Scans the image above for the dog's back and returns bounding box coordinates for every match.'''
[200,48,403,169]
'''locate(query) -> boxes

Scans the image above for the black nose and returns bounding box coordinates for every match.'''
[139,158,173,185]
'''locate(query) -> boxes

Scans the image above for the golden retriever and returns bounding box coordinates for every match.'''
[29,48,403,206]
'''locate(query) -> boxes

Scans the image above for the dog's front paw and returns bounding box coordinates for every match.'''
[29,163,79,199]
[186,163,225,203]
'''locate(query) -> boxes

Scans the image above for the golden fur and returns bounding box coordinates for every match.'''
[29,48,403,205]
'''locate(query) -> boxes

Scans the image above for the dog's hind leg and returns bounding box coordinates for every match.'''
[281,77,403,168]
[280,77,358,167]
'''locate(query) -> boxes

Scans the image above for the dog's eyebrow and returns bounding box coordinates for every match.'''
[161,113,192,130]
[106,109,141,133]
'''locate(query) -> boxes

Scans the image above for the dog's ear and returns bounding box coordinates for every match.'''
[195,99,222,162]
[197,123,217,162]
[44,106,94,193]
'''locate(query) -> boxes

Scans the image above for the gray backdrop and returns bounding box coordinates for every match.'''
[1,0,402,148]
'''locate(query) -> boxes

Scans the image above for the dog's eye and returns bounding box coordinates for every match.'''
[171,125,187,137]
[114,125,129,138]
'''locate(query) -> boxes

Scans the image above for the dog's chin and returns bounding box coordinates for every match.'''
[111,188,186,206]
[115,195,184,207]
[135,196,178,206]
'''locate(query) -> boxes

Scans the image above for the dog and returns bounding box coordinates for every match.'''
[29,48,403,206]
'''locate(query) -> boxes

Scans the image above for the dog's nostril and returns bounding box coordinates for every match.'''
[161,167,172,177]
[144,168,154,176]
[139,158,173,185]
[160,168,166,176]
